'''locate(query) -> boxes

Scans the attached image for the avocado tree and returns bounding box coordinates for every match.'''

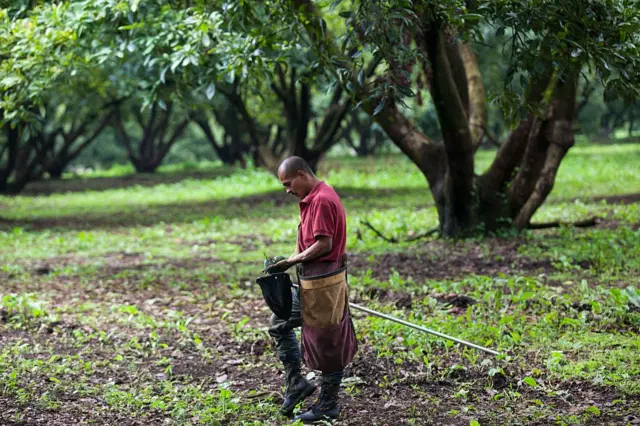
[1,1,267,186]
[0,3,117,191]
[265,0,640,236]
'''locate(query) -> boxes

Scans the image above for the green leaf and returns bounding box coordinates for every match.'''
[202,33,211,48]
[464,14,483,22]
[470,421,481,426]
[1,76,22,88]
[339,11,353,18]
[205,83,216,100]
[397,85,415,97]
[55,104,67,120]
[523,377,537,387]
[160,66,169,84]
[170,56,184,73]
[372,98,386,116]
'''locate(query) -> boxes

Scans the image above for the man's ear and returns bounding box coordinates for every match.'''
[297,170,307,179]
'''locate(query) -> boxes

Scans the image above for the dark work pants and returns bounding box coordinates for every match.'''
[269,287,343,385]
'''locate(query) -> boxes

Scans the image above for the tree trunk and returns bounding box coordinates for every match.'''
[47,162,65,179]
[0,126,51,194]
[114,103,188,173]
[0,125,20,193]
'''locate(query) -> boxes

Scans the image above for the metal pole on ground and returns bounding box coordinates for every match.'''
[348,302,501,356]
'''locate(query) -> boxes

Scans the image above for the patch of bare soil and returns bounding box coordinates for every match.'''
[349,238,554,282]
[0,397,163,426]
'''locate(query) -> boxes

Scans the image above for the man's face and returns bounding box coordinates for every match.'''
[279,170,306,198]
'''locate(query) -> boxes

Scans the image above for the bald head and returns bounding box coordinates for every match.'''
[278,156,314,179]
[277,156,319,199]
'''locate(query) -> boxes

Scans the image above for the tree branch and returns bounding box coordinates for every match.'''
[157,119,189,162]
[68,109,116,160]
[482,126,502,147]
[154,103,174,157]
[481,71,554,194]
[528,217,597,230]
[361,219,398,243]
[574,81,595,119]
[270,64,289,105]
[296,81,311,149]
[361,219,439,243]
[458,42,488,151]
[514,71,579,229]
[113,110,137,162]
[444,37,470,116]
[195,115,222,150]
[219,85,264,149]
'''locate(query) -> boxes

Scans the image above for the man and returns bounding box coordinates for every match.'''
[266,156,357,423]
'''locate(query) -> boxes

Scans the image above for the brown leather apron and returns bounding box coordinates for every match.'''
[297,256,357,372]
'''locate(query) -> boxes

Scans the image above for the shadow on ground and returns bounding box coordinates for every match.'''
[20,168,238,196]
[1,167,638,232]
[0,187,425,231]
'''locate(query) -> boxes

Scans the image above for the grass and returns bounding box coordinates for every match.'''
[0,144,639,425]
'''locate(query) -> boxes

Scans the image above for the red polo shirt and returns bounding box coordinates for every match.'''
[297,181,346,263]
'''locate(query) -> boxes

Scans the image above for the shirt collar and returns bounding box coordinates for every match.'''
[300,181,325,206]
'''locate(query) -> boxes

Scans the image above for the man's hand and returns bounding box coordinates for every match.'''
[266,257,295,273]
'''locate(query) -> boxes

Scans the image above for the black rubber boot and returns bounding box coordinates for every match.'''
[281,361,316,416]
[294,381,340,423]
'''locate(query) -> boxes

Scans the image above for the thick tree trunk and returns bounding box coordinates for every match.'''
[47,161,65,180]
[423,28,476,236]
[0,126,51,194]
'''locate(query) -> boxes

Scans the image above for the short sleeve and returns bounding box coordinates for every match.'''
[312,200,336,238]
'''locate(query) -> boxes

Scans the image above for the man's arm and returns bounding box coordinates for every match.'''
[288,235,332,265]
[267,236,332,272]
